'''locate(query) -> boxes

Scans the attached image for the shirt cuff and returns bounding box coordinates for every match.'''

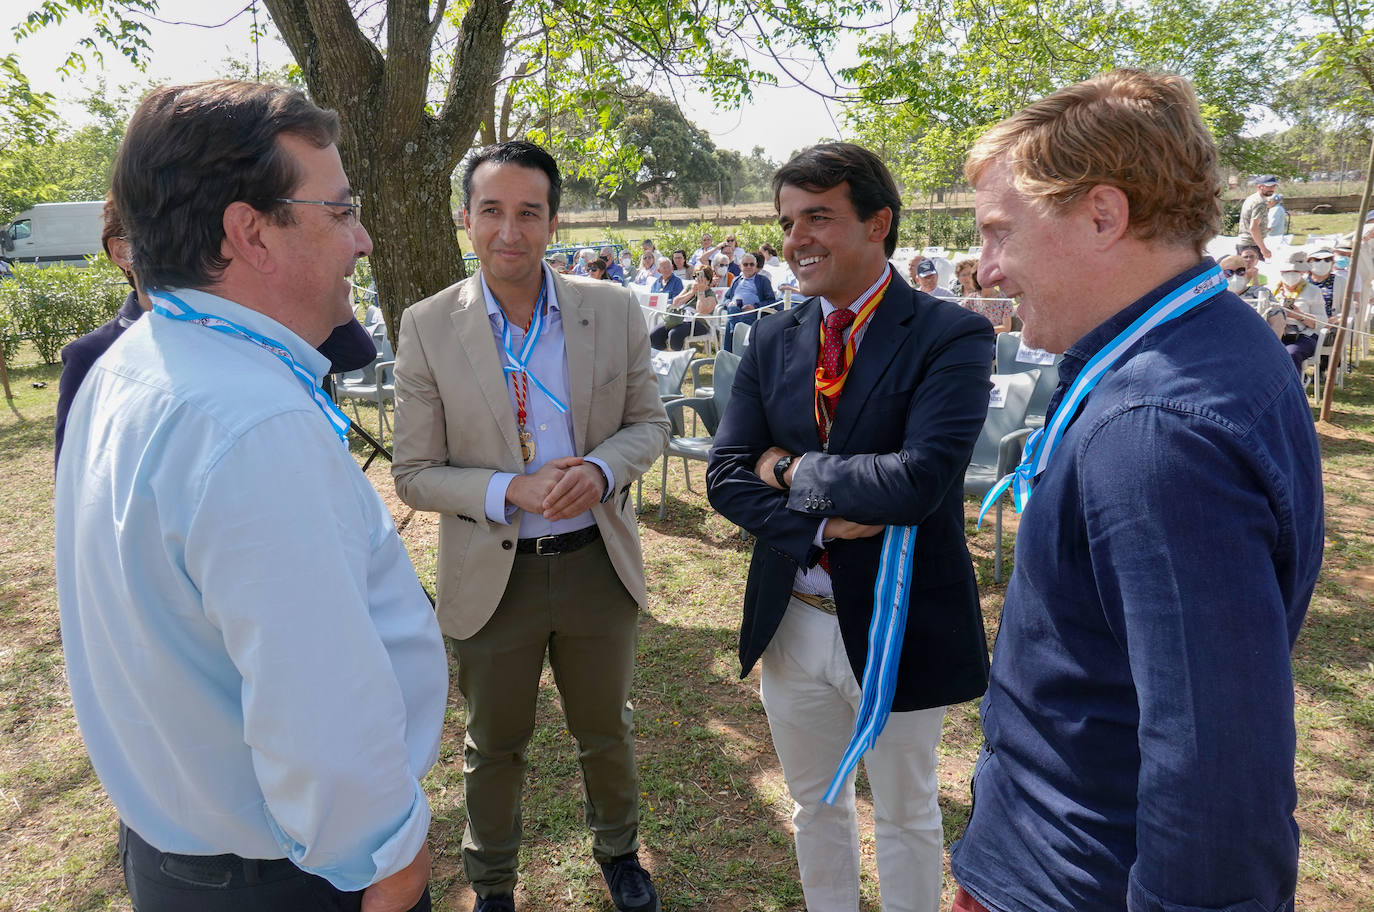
[584,457,615,503]
[485,472,518,524]
[814,519,828,547]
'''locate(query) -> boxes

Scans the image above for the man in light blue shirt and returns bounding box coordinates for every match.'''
[54,81,447,912]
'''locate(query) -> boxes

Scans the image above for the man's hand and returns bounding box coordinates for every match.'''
[361,844,429,912]
[506,458,578,514]
[825,518,885,540]
[541,459,607,520]
[755,446,796,490]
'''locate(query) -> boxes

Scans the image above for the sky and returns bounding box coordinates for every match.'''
[2,0,873,163]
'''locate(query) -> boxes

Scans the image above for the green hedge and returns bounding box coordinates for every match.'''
[0,261,129,364]
[605,221,786,260]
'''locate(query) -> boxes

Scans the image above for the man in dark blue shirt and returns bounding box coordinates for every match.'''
[949,70,1323,912]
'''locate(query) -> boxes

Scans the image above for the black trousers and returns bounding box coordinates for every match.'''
[120,823,431,912]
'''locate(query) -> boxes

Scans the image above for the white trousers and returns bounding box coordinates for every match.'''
[761,597,946,912]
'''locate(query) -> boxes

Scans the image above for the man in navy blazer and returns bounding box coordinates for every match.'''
[706,143,993,912]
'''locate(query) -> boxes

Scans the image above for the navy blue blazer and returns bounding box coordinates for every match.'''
[705,270,994,711]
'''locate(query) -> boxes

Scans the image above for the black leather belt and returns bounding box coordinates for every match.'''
[791,590,838,615]
[516,524,601,555]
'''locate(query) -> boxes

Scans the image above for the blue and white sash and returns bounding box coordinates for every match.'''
[150,291,351,446]
[497,281,569,415]
[823,523,917,803]
[977,265,1225,525]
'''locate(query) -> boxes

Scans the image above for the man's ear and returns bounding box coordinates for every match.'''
[221,201,274,272]
[867,207,893,245]
[1083,184,1130,250]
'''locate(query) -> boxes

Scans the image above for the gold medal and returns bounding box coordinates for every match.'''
[519,427,535,464]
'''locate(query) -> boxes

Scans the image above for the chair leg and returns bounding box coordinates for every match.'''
[636,473,644,514]
[993,502,1004,584]
[682,457,694,493]
[659,455,668,521]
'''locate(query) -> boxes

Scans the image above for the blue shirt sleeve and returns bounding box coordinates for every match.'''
[1077,406,1300,911]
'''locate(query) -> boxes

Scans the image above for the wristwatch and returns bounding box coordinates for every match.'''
[773,455,794,489]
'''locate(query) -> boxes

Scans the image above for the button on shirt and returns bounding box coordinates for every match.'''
[481,267,613,536]
[790,267,887,598]
[54,288,448,891]
[950,262,1324,912]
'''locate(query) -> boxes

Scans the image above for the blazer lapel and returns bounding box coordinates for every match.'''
[451,275,523,465]
[826,275,915,453]
[781,300,824,451]
[556,274,594,454]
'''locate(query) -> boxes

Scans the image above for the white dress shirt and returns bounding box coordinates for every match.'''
[54,288,448,891]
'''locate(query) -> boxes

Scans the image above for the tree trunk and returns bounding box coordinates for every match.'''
[264,0,509,343]
[357,133,467,343]
[617,196,629,223]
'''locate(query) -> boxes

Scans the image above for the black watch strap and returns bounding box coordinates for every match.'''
[773,455,794,489]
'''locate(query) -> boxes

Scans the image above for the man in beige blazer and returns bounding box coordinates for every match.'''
[392,141,668,912]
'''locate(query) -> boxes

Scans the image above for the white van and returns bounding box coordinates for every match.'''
[2,201,105,266]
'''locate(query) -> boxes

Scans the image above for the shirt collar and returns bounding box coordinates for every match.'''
[481,262,561,324]
[161,287,331,383]
[819,264,892,316]
[1061,258,1214,369]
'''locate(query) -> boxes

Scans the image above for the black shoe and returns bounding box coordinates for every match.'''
[472,894,515,912]
[600,853,661,912]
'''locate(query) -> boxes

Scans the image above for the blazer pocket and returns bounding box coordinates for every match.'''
[593,368,626,399]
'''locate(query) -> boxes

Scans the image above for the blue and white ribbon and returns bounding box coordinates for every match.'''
[150,291,352,446]
[977,265,1225,527]
[822,523,917,804]
[498,279,569,415]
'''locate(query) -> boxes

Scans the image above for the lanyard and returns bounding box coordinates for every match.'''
[149,291,351,445]
[497,280,568,425]
[822,523,917,804]
[977,264,1224,526]
[814,268,891,434]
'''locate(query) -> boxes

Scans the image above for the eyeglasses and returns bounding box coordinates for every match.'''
[1221,267,1246,278]
[273,194,362,222]
[741,261,757,268]
[1307,257,1333,263]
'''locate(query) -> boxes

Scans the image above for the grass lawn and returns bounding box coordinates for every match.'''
[1,335,1372,910]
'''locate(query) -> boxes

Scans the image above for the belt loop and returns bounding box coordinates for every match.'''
[243,857,261,885]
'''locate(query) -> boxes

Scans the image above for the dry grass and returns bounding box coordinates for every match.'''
[0,342,1371,910]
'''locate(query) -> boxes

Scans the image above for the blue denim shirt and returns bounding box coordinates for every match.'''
[951,261,1324,912]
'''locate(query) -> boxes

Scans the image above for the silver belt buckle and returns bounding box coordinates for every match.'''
[817,596,837,615]
[535,534,557,556]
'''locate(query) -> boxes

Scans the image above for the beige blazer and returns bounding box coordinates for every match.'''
[392,270,669,639]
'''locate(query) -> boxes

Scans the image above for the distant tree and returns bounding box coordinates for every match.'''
[0,82,130,223]
[564,91,731,222]
[840,0,1287,206]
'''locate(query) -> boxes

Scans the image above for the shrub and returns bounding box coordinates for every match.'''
[0,260,129,363]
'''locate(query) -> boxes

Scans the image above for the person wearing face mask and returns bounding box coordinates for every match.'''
[1219,254,1272,312]
[1305,248,1342,318]
[1266,249,1325,373]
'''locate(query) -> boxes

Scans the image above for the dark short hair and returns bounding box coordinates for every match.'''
[773,142,902,257]
[462,140,562,218]
[1237,243,1262,256]
[113,80,339,291]
[100,192,123,260]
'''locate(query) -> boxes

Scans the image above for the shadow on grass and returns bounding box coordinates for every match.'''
[424,611,806,911]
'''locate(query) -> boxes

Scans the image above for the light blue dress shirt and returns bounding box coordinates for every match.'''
[481,268,613,537]
[54,288,448,892]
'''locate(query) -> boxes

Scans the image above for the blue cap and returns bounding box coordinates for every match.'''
[1254,175,1278,186]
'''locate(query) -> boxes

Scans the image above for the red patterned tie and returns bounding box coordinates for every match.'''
[818,306,856,446]
[817,306,856,573]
